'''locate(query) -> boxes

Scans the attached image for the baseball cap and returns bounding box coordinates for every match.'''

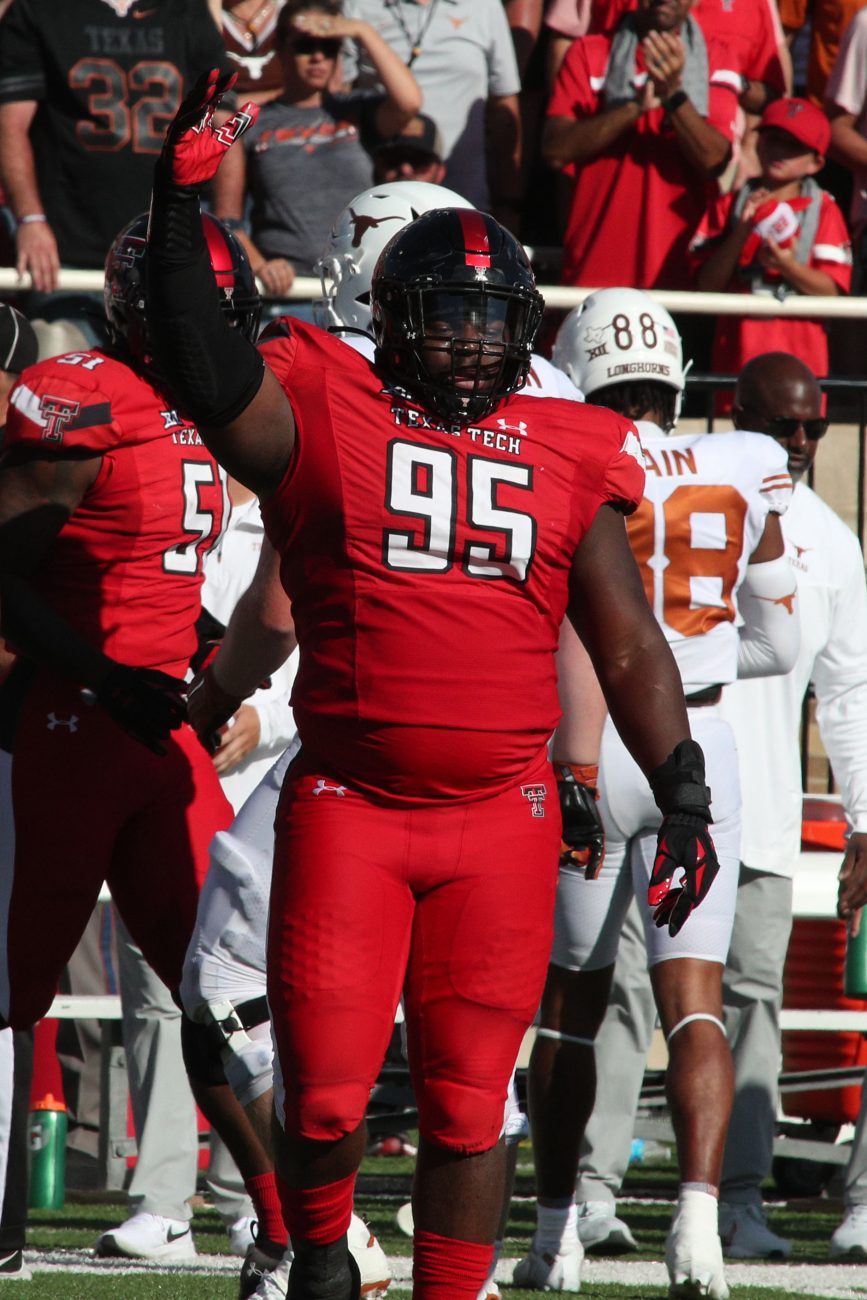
[0,303,37,374]
[371,113,444,163]
[758,97,831,155]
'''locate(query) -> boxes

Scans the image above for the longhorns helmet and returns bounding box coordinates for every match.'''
[553,287,686,402]
[104,212,262,365]
[370,207,544,423]
[314,181,474,332]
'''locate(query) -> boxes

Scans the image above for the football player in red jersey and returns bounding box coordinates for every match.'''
[0,212,292,1280]
[145,70,724,1300]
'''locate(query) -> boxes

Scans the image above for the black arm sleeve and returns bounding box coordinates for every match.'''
[146,167,265,427]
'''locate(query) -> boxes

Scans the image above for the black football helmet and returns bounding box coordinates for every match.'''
[104,212,261,367]
[370,208,544,422]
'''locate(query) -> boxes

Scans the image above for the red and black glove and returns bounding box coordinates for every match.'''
[160,68,259,190]
[91,663,187,756]
[556,762,605,878]
[647,739,720,936]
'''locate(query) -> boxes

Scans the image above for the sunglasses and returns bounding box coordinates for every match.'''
[289,35,342,56]
[761,415,829,440]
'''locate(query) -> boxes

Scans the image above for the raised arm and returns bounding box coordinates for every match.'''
[146,71,295,498]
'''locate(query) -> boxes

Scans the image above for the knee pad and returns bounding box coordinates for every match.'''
[416,1076,506,1155]
[180,1009,230,1088]
[224,1019,274,1108]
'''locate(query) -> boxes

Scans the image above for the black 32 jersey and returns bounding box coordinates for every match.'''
[0,0,231,267]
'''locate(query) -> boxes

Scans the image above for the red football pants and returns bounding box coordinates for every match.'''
[267,749,560,1154]
[0,674,232,1028]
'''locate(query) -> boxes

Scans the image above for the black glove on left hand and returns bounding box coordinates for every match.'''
[92,664,187,755]
[648,811,719,936]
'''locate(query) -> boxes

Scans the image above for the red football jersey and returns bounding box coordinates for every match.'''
[5,349,228,677]
[259,321,645,803]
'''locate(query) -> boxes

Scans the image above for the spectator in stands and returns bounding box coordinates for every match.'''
[0,1,231,300]
[826,7,867,291]
[368,111,445,183]
[212,0,421,297]
[545,0,788,105]
[778,0,866,106]
[692,98,851,402]
[340,0,523,224]
[544,0,738,290]
[220,0,289,103]
[568,352,867,1263]
[504,0,544,77]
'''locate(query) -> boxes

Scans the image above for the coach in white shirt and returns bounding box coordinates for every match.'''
[717,352,867,1259]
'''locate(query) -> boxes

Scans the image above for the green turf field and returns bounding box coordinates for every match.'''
[9,1147,867,1298]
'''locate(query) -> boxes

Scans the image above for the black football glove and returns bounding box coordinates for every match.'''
[91,664,187,756]
[556,763,605,878]
[648,812,719,936]
[647,738,719,936]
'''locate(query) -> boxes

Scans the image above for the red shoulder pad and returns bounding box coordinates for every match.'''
[5,351,124,453]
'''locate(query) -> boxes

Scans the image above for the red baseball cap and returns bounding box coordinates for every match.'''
[758,97,830,155]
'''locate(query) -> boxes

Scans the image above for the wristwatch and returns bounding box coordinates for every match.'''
[662,89,689,113]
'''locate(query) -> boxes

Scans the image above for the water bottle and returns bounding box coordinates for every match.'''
[844,921,867,999]
[28,1094,67,1209]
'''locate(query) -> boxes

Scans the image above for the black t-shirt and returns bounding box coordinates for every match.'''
[0,0,232,267]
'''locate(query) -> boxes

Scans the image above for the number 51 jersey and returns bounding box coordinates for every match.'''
[5,349,228,678]
[259,321,646,804]
[628,421,792,690]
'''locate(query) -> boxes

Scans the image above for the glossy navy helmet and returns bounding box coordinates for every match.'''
[104,211,261,366]
[370,208,544,422]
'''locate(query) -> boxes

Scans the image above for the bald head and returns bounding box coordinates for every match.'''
[733,352,825,481]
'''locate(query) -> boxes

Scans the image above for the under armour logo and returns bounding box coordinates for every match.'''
[47,712,79,732]
[521,784,547,817]
[39,395,80,443]
[496,417,528,436]
[312,780,347,797]
[348,209,402,248]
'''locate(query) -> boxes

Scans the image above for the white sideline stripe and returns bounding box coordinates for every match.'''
[21,1250,867,1296]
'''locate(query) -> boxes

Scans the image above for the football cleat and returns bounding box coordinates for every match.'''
[0,1248,31,1280]
[830,1204,867,1259]
[240,1238,290,1298]
[94,1211,196,1261]
[666,1201,729,1300]
[348,1213,391,1296]
[512,1234,583,1291]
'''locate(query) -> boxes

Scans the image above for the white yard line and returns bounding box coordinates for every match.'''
[24,1249,867,1296]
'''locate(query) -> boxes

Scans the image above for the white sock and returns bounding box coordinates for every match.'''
[675,1188,719,1232]
[536,1202,579,1253]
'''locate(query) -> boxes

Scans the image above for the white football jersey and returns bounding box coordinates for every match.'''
[631,421,792,688]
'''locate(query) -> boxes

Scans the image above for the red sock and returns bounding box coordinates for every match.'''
[245,1172,288,1247]
[275,1170,355,1245]
[413,1229,494,1299]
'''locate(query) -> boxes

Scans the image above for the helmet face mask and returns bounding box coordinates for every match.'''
[371,208,543,423]
[314,180,474,332]
[104,213,262,371]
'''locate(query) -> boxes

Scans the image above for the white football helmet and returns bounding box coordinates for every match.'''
[315,181,474,331]
[552,287,686,403]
